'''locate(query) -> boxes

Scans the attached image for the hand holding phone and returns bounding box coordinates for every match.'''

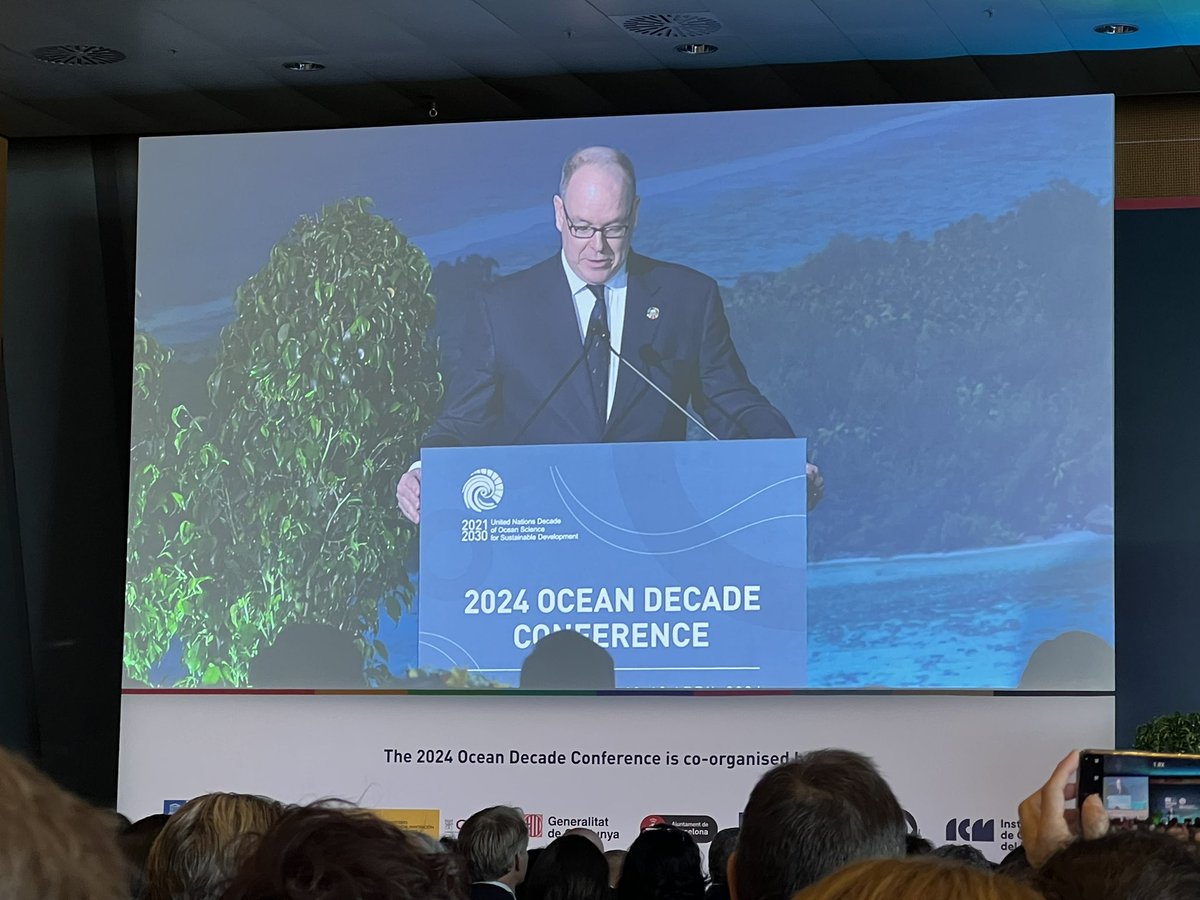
[1019,750,1109,868]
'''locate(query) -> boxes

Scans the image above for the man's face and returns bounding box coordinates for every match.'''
[553,164,639,284]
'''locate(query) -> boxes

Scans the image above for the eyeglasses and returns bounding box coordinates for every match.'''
[562,206,632,240]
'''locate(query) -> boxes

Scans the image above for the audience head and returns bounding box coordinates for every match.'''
[457,805,530,886]
[563,828,605,852]
[221,803,466,900]
[519,631,615,690]
[1034,829,1200,900]
[708,829,739,885]
[523,834,609,900]
[791,857,1040,900]
[0,745,126,900]
[144,791,286,900]
[904,834,933,856]
[605,850,627,889]
[930,843,994,871]
[618,825,705,900]
[120,813,171,895]
[731,749,906,900]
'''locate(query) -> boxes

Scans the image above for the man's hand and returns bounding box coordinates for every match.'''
[396,468,422,524]
[807,463,824,511]
[1018,750,1109,868]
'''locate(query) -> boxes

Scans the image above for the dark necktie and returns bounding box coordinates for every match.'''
[585,283,609,419]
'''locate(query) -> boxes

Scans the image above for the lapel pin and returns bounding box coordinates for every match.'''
[646,306,660,320]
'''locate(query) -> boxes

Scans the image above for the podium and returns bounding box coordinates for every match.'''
[419,438,807,689]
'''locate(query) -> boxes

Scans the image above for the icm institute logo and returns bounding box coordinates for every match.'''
[525,813,544,838]
[945,818,995,842]
[462,468,504,512]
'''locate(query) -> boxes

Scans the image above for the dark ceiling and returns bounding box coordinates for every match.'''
[2,0,1200,137]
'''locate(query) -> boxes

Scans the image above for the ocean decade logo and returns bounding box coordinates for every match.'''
[463,468,505,513]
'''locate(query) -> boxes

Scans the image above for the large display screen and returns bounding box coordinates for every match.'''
[125,96,1114,691]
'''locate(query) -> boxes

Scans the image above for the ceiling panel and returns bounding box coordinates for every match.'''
[0,93,77,137]
[1075,44,1200,93]
[925,0,1071,56]
[812,0,967,60]
[707,2,864,63]
[769,60,900,106]
[100,90,259,135]
[584,0,722,15]
[151,0,326,57]
[971,50,1099,96]
[474,0,624,39]
[873,55,999,100]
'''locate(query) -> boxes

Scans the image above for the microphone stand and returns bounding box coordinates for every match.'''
[604,338,719,441]
[509,320,604,444]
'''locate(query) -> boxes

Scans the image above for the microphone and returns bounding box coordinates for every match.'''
[603,338,719,441]
[509,318,606,444]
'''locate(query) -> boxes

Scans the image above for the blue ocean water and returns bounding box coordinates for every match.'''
[805,531,1113,688]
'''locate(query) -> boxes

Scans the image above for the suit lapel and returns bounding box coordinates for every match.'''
[606,254,662,438]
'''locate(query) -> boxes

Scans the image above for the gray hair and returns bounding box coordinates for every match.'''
[559,146,637,198]
[457,806,529,882]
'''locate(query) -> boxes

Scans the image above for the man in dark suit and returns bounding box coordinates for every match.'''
[458,805,530,900]
[397,146,819,522]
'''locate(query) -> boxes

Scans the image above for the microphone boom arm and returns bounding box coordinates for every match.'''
[606,340,719,441]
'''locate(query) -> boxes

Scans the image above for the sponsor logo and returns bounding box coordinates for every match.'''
[445,812,543,839]
[526,813,544,838]
[945,818,995,843]
[371,809,441,837]
[463,468,504,512]
[163,800,187,814]
[641,814,718,843]
[903,810,919,836]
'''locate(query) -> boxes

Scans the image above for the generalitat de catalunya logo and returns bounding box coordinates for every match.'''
[462,468,504,513]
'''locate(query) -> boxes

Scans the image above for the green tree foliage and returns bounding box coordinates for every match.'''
[124,198,442,685]
[125,329,205,684]
[1135,713,1200,754]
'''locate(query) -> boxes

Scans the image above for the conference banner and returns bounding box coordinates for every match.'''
[117,692,1115,862]
[420,439,807,688]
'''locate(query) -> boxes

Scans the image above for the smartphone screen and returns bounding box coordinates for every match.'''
[1080,750,1200,829]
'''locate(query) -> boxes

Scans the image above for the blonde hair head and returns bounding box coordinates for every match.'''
[0,745,126,900]
[144,791,285,900]
[791,857,1041,900]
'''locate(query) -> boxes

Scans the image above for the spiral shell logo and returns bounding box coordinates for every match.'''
[462,468,504,513]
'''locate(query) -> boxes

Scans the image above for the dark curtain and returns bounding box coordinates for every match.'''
[1113,206,1200,741]
[0,136,137,806]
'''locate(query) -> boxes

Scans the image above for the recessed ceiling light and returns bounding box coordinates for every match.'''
[1093,23,1138,35]
[675,42,718,55]
[32,44,125,65]
[282,60,324,71]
